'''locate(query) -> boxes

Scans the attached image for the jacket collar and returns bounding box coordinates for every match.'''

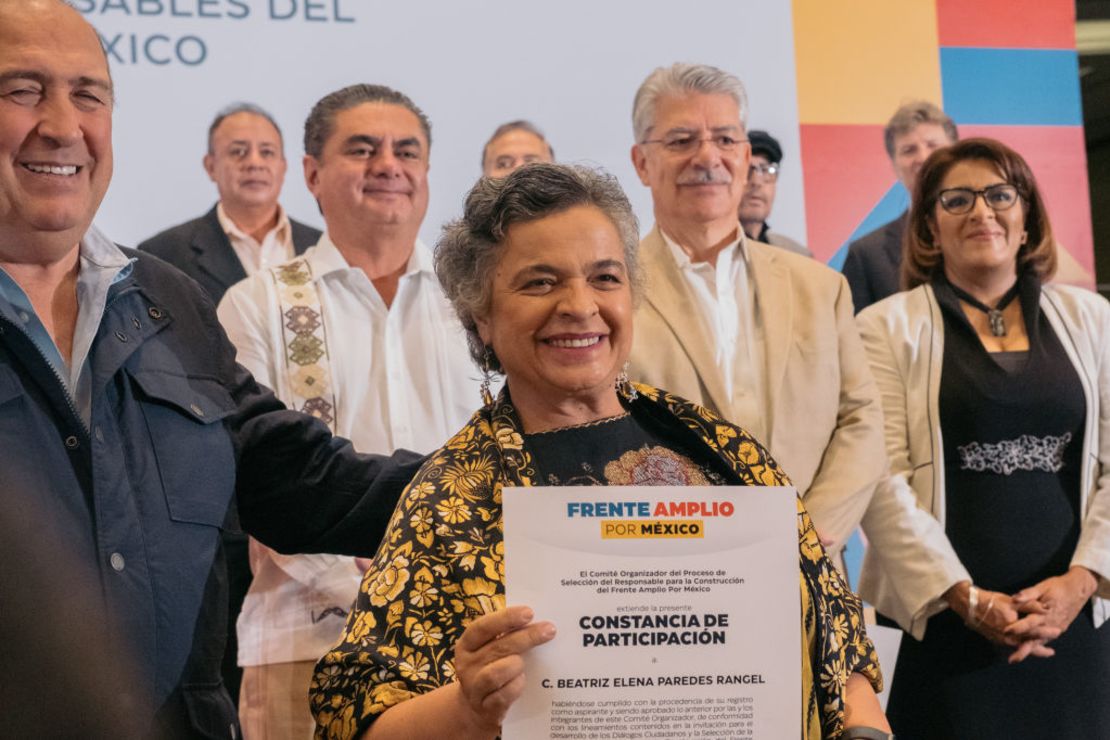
[640,226,792,435]
[746,238,792,441]
[304,234,435,284]
[639,226,732,413]
[216,202,293,249]
[191,205,246,290]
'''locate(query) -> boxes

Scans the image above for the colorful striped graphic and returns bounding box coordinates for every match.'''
[792,0,1093,286]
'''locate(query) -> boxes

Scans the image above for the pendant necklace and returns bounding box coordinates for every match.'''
[948,280,1021,337]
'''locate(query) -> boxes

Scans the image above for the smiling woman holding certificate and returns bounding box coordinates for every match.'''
[310,164,889,740]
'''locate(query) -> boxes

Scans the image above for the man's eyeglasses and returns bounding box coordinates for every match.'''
[639,134,747,156]
[937,184,1020,215]
[748,162,779,181]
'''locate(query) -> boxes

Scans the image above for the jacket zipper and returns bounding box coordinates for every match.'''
[0,313,91,437]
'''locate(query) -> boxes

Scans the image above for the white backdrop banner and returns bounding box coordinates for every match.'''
[77,1,806,248]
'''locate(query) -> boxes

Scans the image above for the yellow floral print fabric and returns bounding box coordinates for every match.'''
[310,384,881,739]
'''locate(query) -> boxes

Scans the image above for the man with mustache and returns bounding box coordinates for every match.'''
[217,84,478,738]
[627,63,885,571]
[139,103,321,304]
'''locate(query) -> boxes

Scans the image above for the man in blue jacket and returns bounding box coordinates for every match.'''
[0,2,420,736]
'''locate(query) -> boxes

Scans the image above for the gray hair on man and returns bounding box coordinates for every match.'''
[631,62,750,143]
[207,102,283,153]
[435,163,642,371]
[303,83,432,158]
[481,119,555,169]
[883,100,958,159]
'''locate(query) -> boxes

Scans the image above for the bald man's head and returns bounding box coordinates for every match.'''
[0,0,115,260]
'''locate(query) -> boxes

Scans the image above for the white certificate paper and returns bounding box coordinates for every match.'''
[502,486,800,740]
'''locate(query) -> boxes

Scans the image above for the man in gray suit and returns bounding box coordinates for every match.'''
[627,63,884,562]
[139,103,320,303]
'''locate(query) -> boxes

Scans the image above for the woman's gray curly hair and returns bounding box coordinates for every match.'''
[435,163,643,372]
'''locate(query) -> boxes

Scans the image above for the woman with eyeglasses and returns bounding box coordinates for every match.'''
[855,137,1110,738]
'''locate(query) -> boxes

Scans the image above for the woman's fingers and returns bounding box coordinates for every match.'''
[1012,598,1048,615]
[479,669,528,716]
[459,625,554,724]
[1010,569,1095,635]
[464,653,526,709]
[1011,581,1048,606]
[457,605,538,654]
[971,591,1017,632]
[1007,640,1036,664]
[1004,612,1062,642]
[1008,639,1056,664]
[462,621,557,687]
[454,606,557,730]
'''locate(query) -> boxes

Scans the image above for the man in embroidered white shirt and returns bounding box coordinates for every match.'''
[626,62,885,566]
[139,103,321,303]
[217,84,480,739]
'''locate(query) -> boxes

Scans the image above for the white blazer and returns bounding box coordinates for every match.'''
[857,283,1110,639]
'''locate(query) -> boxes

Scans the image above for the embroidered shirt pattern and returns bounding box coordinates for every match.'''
[604,445,710,486]
[958,432,1072,475]
[270,258,337,431]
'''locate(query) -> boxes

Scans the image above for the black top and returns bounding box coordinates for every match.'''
[935,275,1084,593]
[523,412,725,487]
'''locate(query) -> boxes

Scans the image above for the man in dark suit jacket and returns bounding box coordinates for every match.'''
[139,103,320,304]
[842,101,957,313]
[138,103,320,707]
[841,212,907,312]
[140,204,319,303]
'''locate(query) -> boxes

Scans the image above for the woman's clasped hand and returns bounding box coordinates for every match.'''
[943,581,1057,660]
[1006,567,1099,661]
[453,606,556,733]
[946,567,1098,664]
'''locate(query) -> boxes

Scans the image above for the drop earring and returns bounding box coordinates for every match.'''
[480,346,496,406]
[615,362,638,400]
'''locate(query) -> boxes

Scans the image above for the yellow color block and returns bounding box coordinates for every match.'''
[793,0,942,124]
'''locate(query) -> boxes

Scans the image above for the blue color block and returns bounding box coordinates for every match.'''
[828,243,849,272]
[830,183,909,272]
[940,47,1082,126]
[843,528,865,591]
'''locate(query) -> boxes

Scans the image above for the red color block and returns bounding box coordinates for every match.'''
[961,125,1094,282]
[799,124,894,262]
[936,0,1074,49]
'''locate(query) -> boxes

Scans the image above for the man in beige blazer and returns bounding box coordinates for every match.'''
[627,63,885,554]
